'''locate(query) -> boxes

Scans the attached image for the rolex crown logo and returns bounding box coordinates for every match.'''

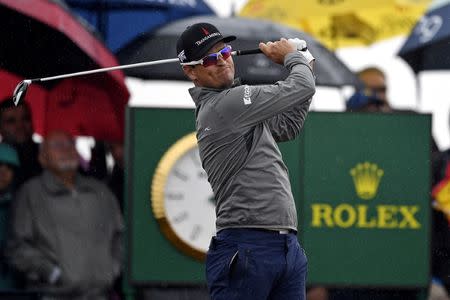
[350,162,384,200]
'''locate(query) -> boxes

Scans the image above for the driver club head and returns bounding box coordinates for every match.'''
[12,80,32,106]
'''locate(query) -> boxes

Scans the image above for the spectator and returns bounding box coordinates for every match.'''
[0,143,20,290]
[107,142,124,213]
[429,110,450,299]
[87,141,108,181]
[347,66,439,151]
[86,140,125,300]
[87,140,124,213]
[307,287,329,300]
[0,98,42,185]
[346,67,392,113]
[5,130,123,300]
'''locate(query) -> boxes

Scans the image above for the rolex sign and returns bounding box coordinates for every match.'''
[311,162,421,230]
[295,112,431,288]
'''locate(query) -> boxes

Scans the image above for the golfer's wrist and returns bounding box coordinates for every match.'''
[284,52,309,69]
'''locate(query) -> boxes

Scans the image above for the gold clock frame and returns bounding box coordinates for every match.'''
[151,132,206,261]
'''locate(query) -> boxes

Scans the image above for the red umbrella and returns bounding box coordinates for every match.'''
[0,0,129,142]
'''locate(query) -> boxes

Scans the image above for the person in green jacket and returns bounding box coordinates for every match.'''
[0,143,20,290]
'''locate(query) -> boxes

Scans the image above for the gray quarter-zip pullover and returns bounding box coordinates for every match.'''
[189,51,315,232]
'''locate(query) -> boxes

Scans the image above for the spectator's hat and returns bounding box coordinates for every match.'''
[0,144,20,167]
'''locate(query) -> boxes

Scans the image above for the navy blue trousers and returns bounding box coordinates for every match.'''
[206,228,307,300]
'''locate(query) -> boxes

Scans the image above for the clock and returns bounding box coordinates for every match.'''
[151,132,216,261]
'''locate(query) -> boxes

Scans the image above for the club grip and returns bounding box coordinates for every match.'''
[234,48,263,56]
[234,47,308,57]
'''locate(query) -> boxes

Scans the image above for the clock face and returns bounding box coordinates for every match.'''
[151,132,216,261]
[164,146,216,253]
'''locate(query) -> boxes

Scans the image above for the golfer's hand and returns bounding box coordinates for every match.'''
[259,38,296,65]
[288,38,315,69]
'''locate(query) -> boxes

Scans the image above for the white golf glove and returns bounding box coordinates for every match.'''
[288,38,315,63]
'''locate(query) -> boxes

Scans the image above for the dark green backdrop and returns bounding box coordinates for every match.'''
[126,108,431,288]
[298,112,430,287]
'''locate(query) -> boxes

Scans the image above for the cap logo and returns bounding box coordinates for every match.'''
[195,32,221,46]
[201,27,210,35]
[177,50,187,62]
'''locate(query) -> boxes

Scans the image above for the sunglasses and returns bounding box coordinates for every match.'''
[181,45,233,68]
[366,86,387,94]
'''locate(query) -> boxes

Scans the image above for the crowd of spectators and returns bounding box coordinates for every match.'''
[0,97,125,300]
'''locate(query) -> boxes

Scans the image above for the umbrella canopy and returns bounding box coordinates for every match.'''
[65,0,215,52]
[117,16,360,87]
[398,0,450,73]
[0,0,129,141]
[240,0,432,49]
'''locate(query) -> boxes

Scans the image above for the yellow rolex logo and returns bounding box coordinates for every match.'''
[311,162,420,230]
[350,162,384,200]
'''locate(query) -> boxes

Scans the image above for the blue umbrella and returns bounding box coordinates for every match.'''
[398,0,450,73]
[65,0,215,52]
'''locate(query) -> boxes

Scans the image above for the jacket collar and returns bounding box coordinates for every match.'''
[41,170,92,195]
[188,78,241,106]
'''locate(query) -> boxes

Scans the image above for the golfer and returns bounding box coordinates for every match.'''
[177,22,315,300]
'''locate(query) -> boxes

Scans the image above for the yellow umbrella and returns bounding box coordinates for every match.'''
[239,0,432,49]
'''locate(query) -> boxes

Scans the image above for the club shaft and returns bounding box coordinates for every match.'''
[30,49,264,83]
[34,58,180,83]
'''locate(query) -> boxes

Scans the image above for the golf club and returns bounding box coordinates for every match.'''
[12,48,263,106]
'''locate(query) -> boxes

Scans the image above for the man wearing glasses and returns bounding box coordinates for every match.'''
[178,23,315,299]
[6,130,123,300]
[345,67,392,113]
[0,99,42,185]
